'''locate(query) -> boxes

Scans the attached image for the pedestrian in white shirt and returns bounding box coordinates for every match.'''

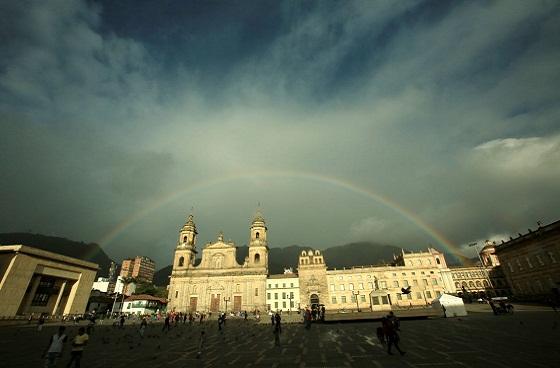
[43,326,67,367]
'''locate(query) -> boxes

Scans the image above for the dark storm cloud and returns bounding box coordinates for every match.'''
[1,0,559,266]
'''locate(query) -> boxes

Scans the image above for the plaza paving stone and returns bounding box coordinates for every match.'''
[1,308,559,368]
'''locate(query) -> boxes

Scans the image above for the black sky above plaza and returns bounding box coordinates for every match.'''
[1,0,559,266]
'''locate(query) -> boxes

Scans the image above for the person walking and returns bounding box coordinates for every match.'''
[273,319,281,347]
[274,312,282,333]
[139,317,148,338]
[119,315,125,329]
[66,327,89,367]
[382,317,405,356]
[387,311,400,330]
[43,326,67,368]
[163,315,171,332]
[37,314,46,331]
[304,308,312,330]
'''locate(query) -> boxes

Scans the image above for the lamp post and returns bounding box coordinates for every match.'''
[469,242,494,296]
[223,296,230,313]
[352,290,361,312]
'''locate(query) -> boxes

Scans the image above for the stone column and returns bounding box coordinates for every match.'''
[51,280,67,316]
[21,275,42,313]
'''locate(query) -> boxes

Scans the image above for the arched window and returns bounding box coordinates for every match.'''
[436,258,441,265]
[178,256,184,267]
[455,282,460,288]
[483,280,490,287]
[468,281,475,288]
[183,236,188,243]
[475,281,482,288]
[254,253,260,264]
[256,232,260,239]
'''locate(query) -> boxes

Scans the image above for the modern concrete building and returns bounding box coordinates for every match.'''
[0,245,98,317]
[495,219,560,299]
[266,269,300,312]
[120,256,155,283]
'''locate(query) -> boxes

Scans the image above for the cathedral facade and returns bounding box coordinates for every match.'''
[168,213,508,314]
[167,213,269,313]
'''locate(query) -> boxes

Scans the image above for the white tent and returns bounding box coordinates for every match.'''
[432,293,467,317]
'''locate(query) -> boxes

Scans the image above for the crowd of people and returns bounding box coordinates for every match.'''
[35,306,412,366]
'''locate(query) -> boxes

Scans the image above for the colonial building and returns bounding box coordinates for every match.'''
[266,268,300,312]
[495,219,560,299]
[450,242,510,298]
[167,213,269,313]
[123,294,167,315]
[0,245,98,317]
[298,247,455,312]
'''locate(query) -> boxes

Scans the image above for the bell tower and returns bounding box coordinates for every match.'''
[173,214,198,270]
[248,210,269,270]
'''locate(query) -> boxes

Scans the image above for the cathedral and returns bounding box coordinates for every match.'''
[168,212,507,314]
[167,213,269,313]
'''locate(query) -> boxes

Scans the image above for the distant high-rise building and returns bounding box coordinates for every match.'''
[107,261,118,293]
[108,261,117,281]
[120,256,155,283]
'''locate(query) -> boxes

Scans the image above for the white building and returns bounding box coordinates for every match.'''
[92,277,110,292]
[122,294,167,315]
[266,269,300,312]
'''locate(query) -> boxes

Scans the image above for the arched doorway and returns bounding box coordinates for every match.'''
[310,294,319,308]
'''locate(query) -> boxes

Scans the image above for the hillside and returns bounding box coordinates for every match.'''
[0,233,113,276]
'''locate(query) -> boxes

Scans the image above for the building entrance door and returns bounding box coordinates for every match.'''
[233,296,242,313]
[310,294,320,308]
[189,297,198,312]
[210,294,221,312]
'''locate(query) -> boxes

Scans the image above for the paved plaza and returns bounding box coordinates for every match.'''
[1,307,559,368]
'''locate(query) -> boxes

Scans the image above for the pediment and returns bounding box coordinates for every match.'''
[205,240,235,249]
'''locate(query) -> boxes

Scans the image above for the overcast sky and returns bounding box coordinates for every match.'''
[1,0,559,268]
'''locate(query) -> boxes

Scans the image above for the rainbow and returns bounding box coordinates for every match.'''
[95,171,460,258]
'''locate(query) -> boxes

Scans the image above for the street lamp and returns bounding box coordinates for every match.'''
[352,290,361,312]
[223,296,230,313]
[287,293,293,314]
[468,242,494,295]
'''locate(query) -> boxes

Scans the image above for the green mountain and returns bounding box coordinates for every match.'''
[0,233,113,276]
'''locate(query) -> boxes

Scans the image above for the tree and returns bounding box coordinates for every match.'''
[133,282,168,298]
[121,277,137,296]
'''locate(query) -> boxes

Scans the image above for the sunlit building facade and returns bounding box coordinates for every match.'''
[167,213,268,313]
[266,270,300,312]
[298,247,455,312]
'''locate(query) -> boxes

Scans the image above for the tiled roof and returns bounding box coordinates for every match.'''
[124,294,167,303]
